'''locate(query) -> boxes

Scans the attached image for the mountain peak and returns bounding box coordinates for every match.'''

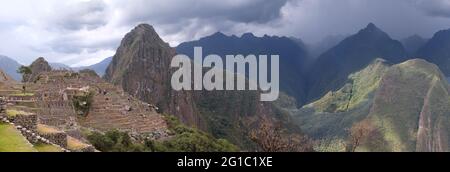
[30,57,51,70]
[23,57,52,82]
[34,57,48,63]
[355,23,392,40]
[362,23,383,33]
[134,23,156,33]
[241,32,255,39]
[434,28,450,38]
[126,23,165,44]
[212,31,226,37]
[366,23,377,29]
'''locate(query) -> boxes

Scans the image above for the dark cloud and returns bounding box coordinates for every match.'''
[117,0,289,25]
[414,0,450,18]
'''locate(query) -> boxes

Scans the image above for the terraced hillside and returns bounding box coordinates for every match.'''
[26,70,168,135]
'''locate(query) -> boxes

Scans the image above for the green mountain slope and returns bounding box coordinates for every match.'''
[293,58,450,152]
[368,59,450,152]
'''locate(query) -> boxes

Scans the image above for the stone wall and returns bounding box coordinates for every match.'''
[11,114,37,131]
[40,132,68,148]
[77,146,96,152]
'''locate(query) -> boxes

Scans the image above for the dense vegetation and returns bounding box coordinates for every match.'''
[87,115,239,152]
[72,91,94,116]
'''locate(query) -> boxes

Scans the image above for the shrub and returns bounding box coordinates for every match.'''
[87,115,239,152]
[72,91,94,116]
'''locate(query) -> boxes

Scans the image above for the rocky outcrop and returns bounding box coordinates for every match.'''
[23,57,52,82]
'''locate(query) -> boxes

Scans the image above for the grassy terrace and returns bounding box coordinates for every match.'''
[33,143,62,152]
[67,136,89,150]
[37,124,62,134]
[9,92,35,97]
[0,123,37,152]
[6,109,31,118]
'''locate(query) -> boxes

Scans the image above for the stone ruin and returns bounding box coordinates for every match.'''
[0,96,5,113]
[28,70,169,138]
[0,68,170,152]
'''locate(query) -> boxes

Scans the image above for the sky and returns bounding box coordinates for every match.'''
[0,0,450,67]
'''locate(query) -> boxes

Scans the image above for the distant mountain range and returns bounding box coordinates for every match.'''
[417,28,450,76]
[0,56,112,81]
[0,55,21,81]
[73,57,112,76]
[177,32,309,105]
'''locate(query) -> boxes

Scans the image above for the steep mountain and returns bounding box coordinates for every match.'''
[294,58,450,152]
[417,28,450,76]
[23,57,52,82]
[104,24,199,127]
[0,55,21,81]
[75,57,112,76]
[104,24,294,149]
[177,32,309,105]
[368,59,450,152]
[401,35,428,55]
[307,23,408,102]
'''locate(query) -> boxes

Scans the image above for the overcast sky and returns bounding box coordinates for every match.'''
[1,0,450,66]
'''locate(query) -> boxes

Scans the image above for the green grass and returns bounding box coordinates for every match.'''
[6,109,30,118]
[37,124,62,135]
[33,143,62,152]
[9,92,35,97]
[67,136,89,150]
[0,123,37,152]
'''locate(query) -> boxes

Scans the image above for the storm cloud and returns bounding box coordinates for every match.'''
[0,0,450,66]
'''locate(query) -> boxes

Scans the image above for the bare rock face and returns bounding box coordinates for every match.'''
[104,24,199,126]
[23,57,52,82]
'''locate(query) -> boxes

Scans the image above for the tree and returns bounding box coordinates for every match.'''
[250,118,313,152]
[17,66,32,82]
[346,119,378,152]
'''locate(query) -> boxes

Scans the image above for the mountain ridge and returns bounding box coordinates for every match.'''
[0,55,22,81]
[306,23,408,103]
